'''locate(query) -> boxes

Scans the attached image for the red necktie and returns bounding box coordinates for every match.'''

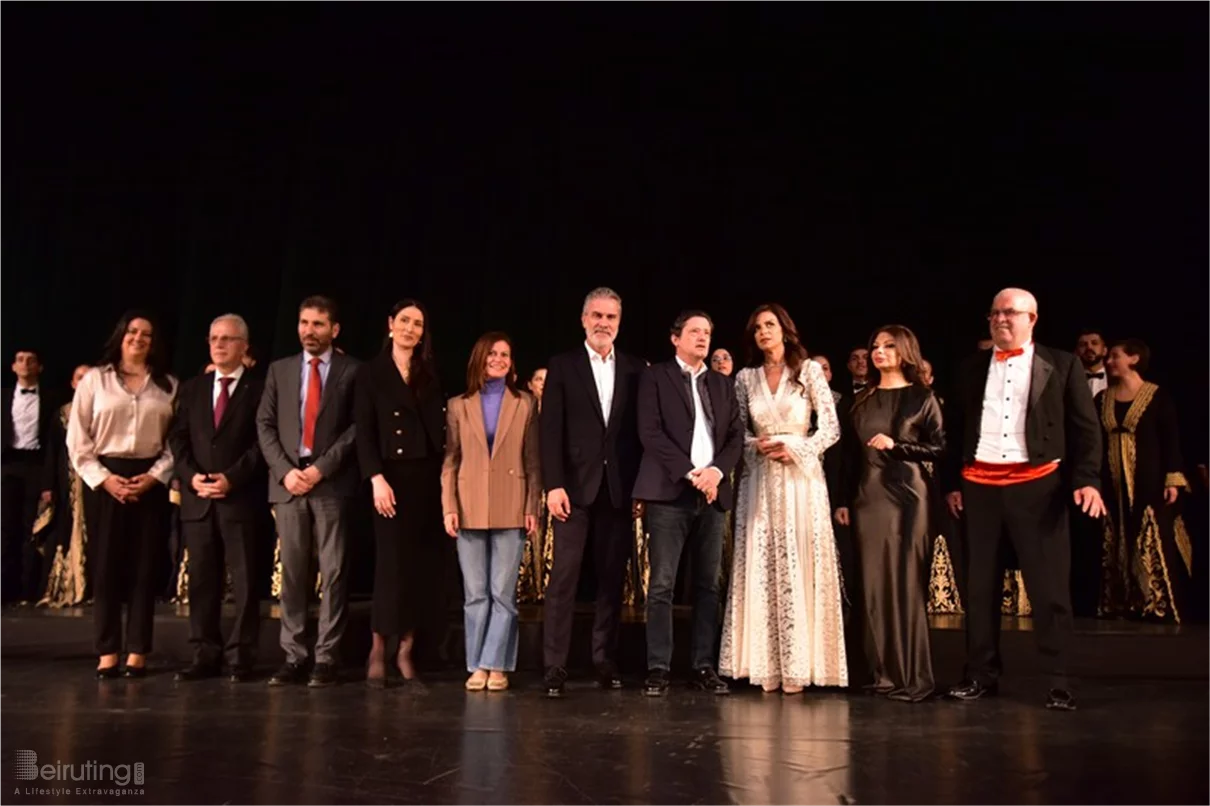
[302,357,322,451]
[213,376,233,429]
[994,347,1025,362]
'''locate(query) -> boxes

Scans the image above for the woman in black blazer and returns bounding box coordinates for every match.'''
[834,324,945,702]
[354,299,446,687]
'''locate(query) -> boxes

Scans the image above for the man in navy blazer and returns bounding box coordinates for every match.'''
[633,311,744,696]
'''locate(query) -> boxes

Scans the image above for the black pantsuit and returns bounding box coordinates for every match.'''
[87,456,167,655]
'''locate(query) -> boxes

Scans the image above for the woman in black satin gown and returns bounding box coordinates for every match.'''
[834,325,945,702]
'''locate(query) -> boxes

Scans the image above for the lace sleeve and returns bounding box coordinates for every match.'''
[736,371,759,462]
[776,362,840,470]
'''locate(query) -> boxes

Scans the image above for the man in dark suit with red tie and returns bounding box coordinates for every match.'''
[633,311,743,696]
[169,315,265,682]
[943,288,1104,711]
[257,296,361,688]
[540,287,645,697]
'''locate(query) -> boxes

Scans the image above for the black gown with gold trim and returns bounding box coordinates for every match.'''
[1096,383,1193,623]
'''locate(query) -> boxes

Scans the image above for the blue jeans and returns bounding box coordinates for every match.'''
[644,489,725,672]
[456,528,526,672]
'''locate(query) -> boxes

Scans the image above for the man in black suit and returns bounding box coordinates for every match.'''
[633,311,743,696]
[2,348,57,604]
[540,287,644,697]
[944,288,1104,711]
[169,315,265,682]
[257,296,361,688]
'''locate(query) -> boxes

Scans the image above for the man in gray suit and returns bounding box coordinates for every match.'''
[257,295,361,687]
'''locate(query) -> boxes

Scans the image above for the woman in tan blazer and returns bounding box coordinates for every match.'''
[442,332,541,691]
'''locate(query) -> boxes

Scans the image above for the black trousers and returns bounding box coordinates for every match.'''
[543,484,631,670]
[1,450,46,603]
[963,471,1073,688]
[183,510,259,667]
[84,456,167,656]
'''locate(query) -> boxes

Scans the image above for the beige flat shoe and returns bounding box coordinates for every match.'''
[465,671,488,691]
[487,674,509,691]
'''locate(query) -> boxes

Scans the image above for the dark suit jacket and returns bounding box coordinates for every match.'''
[2,385,59,490]
[539,346,644,509]
[354,350,445,478]
[942,344,1101,493]
[632,360,744,511]
[169,371,266,521]
[256,351,361,503]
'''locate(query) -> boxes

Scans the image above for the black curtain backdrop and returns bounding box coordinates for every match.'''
[4,4,1207,455]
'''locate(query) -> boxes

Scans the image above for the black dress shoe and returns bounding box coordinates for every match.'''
[544,666,567,698]
[689,667,730,695]
[228,665,255,683]
[95,666,120,681]
[175,663,221,682]
[268,661,309,687]
[308,662,338,688]
[122,665,147,679]
[1045,688,1077,711]
[947,679,998,701]
[643,669,670,697]
[596,664,623,690]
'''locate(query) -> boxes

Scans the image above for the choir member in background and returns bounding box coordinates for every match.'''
[1097,339,1193,622]
[442,332,540,692]
[2,348,56,605]
[634,311,743,696]
[527,367,547,411]
[1075,329,1108,398]
[720,304,847,693]
[169,315,265,683]
[257,296,360,688]
[540,287,644,697]
[354,300,445,687]
[709,348,734,377]
[846,347,870,395]
[41,364,93,608]
[835,325,944,702]
[944,288,1103,711]
[811,355,844,406]
[67,312,178,679]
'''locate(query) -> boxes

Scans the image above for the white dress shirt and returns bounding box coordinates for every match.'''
[11,385,40,450]
[585,342,616,426]
[676,357,716,475]
[975,341,1035,464]
[1085,368,1107,399]
[213,364,246,406]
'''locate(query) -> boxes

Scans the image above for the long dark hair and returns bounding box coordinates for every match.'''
[743,303,809,395]
[98,310,174,393]
[463,331,519,397]
[383,299,437,395]
[867,324,926,385]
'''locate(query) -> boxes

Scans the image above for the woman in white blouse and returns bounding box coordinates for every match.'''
[67,312,177,679]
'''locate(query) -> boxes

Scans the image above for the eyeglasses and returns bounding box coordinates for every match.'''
[987,309,1032,321]
[208,336,246,346]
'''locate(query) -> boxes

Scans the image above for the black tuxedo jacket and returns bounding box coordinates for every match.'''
[2,385,60,491]
[632,360,744,511]
[169,371,266,521]
[539,346,644,509]
[941,344,1101,493]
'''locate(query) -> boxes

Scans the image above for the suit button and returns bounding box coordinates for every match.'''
[395,429,402,435]
[394,411,400,417]
[396,448,403,455]
[508,469,514,476]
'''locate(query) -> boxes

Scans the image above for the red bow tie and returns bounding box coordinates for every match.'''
[994,348,1024,362]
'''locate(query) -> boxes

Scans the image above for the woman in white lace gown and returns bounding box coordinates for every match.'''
[720,304,848,693]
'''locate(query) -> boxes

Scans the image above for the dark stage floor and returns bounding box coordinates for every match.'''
[2,609,1207,805]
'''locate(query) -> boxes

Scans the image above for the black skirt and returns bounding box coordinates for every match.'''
[371,457,446,636]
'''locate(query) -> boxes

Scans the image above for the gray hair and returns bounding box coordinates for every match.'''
[581,287,622,316]
[209,313,250,341]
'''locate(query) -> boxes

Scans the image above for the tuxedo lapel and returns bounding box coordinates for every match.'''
[574,350,606,426]
[1029,347,1054,413]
